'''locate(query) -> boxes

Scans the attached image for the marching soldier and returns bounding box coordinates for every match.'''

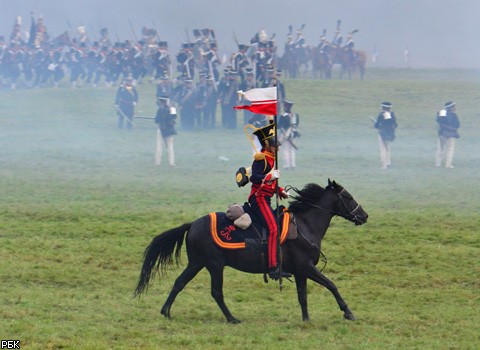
[153,41,171,79]
[156,73,172,99]
[203,75,218,128]
[177,78,196,130]
[374,102,397,169]
[232,44,250,83]
[217,68,238,129]
[254,42,269,85]
[176,43,195,79]
[115,75,138,130]
[155,96,177,167]
[203,42,220,82]
[194,72,208,128]
[435,101,460,168]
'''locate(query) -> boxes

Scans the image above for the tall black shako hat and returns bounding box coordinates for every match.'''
[381,101,392,109]
[253,123,280,148]
[445,101,455,109]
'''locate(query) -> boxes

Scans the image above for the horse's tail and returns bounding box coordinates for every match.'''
[134,223,192,297]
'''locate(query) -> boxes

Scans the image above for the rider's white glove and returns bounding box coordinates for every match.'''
[272,170,280,179]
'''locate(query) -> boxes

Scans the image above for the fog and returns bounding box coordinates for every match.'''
[2,0,479,68]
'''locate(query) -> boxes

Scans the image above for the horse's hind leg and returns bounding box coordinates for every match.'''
[160,263,203,319]
[206,265,241,324]
[305,265,356,320]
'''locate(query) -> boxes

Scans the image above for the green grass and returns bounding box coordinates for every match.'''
[1,68,479,349]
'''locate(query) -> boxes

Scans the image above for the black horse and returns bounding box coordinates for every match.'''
[134,180,368,323]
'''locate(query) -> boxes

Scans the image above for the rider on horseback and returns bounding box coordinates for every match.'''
[248,123,289,280]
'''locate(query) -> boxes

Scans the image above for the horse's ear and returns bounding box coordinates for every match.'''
[328,178,332,186]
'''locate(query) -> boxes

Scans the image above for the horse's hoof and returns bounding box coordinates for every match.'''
[344,313,356,321]
[228,318,242,324]
[160,307,171,319]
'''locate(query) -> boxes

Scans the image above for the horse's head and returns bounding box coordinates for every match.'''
[327,179,368,225]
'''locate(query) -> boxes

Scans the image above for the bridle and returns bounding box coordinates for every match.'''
[285,185,363,223]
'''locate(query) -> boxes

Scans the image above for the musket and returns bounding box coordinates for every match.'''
[134,115,155,120]
[115,106,135,126]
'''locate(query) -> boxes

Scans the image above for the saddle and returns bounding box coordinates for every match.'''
[209,203,297,251]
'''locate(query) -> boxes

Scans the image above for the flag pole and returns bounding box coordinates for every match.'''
[273,61,283,291]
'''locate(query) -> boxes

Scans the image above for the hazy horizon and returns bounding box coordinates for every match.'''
[1,0,479,69]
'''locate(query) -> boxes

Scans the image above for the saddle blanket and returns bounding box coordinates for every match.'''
[209,210,291,250]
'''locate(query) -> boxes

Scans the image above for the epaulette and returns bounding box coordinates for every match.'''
[253,152,265,161]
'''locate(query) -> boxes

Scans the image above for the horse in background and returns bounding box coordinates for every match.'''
[332,48,367,80]
[311,46,333,80]
[278,45,311,79]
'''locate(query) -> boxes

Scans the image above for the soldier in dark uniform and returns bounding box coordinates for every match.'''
[68,44,86,88]
[130,40,147,82]
[155,96,177,166]
[232,44,250,83]
[156,73,172,98]
[86,41,100,85]
[203,75,218,128]
[115,75,138,130]
[203,42,220,82]
[374,102,397,169]
[254,42,269,86]
[2,42,21,89]
[435,101,460,168]
[261,65,275,88]
[176,43,195,79]
[217,68,238,129]
[153,41,171,79]
[177,78,196,130]
[194,72,208,128]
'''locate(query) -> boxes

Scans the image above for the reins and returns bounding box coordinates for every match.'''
[285,185,360,220]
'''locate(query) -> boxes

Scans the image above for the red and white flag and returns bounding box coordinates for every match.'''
[234,87,277,116]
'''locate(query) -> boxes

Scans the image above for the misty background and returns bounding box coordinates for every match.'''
[1,0,479,69]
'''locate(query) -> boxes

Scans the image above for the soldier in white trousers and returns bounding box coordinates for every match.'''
[278,100,300,169]
[374,102,397,169]
[435,101,460,168]
[155,97,177,167]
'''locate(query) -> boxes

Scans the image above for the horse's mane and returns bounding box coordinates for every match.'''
[287,183,326,213]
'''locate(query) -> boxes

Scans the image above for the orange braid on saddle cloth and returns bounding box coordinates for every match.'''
[209,210,293,249]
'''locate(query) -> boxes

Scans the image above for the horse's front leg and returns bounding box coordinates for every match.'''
[161,263,203,319]
[206,265,241,324]
[294,275,310,321]
[305,265,356,320]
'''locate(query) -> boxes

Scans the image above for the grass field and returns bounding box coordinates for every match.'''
[1,68,479,349]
